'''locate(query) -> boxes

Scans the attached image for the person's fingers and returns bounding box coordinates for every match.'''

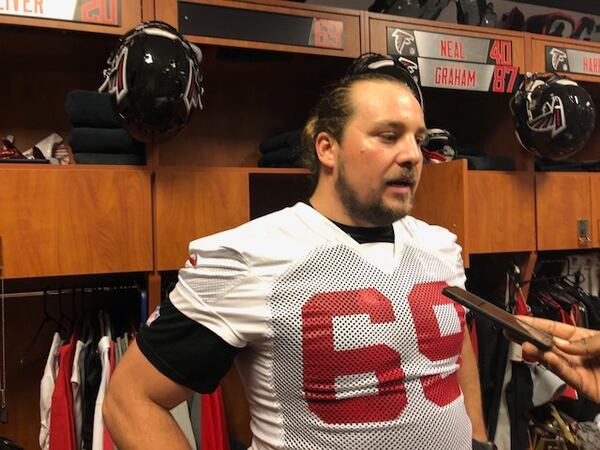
[522,342,581,382]
[554,334,600,357]
[515,315,578,340]
[537,351,584,391]
[521,342,544,361]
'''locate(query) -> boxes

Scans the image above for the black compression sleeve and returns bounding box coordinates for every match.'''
[136,298,240,393]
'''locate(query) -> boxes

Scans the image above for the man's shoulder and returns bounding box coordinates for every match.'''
[189,203,319,254]
[397,216,465,281]
[397,215,459,246]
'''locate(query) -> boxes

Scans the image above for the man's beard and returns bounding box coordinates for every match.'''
[335,162,414,226]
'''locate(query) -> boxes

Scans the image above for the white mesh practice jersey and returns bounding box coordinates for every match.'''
[170,202,471,450]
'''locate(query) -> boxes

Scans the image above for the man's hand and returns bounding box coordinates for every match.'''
[516,315,600,403]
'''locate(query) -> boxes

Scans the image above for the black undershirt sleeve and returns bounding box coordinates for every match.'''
[136,297,241,393]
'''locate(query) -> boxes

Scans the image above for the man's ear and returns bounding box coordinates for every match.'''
[315,131,337,169]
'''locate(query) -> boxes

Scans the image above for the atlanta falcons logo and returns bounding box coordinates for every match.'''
[527,94,567,138]
[392,29,416,56]
[550,48,568,71]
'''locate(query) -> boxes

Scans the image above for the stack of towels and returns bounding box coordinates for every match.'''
[65,90,145,165]
[258,130,302,168]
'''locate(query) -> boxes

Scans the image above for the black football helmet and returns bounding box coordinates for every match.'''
[345,52,424,111]
[509,73,596,160]
[100,21,203,143]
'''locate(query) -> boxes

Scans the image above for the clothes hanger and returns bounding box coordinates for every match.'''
[56,288,74,339]
[19,290,61,366]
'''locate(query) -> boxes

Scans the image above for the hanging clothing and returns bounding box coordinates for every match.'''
[92,336,111,450]
[81,339,101,450]
[201,387,230,450]
[71,339,86,450]
[188,393,202,449]
[49,334,77,450]
[40,332,62,450]
[102,340,115,450]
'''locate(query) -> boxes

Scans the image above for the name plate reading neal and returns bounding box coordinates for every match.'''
[386,27,518,93]
[546,46,600,76]
[0,0,120,26]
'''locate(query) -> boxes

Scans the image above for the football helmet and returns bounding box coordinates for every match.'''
[346,52,424,110]
[509,73,596,160]
[100,21,204,143]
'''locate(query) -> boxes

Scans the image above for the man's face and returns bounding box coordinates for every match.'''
[334,80,427,226]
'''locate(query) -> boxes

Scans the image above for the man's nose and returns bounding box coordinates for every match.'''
[395,136,423,166]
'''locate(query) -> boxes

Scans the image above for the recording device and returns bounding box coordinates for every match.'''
[441,286,553,351]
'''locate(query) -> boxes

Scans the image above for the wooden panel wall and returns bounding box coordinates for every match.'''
[412,159,469,263]
[536,173,592,251]
[155,169,251,270]
[0,167,153,278]
[467,171,535,254]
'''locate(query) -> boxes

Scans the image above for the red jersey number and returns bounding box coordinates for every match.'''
[301,283,464,424]
[301,288,406,424]
[408,281,465,406]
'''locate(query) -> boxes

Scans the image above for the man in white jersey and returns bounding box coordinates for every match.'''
[104,53,494,450]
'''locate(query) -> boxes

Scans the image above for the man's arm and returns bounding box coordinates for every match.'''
[458,328,488,442]
[103,340,194,450]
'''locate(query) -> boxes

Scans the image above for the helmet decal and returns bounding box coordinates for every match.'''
[183,58,200,113]
[109,46,129,105]
[398,57,419,75]
[527,94,566,138]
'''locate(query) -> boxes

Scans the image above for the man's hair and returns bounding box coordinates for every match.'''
[300,72,414,192]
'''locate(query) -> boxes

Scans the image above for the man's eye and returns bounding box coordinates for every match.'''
[380,133,397,142]
[417,136,429,147]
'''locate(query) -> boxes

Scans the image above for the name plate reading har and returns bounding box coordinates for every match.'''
[387,27,518,93]
[546,46,600,77]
